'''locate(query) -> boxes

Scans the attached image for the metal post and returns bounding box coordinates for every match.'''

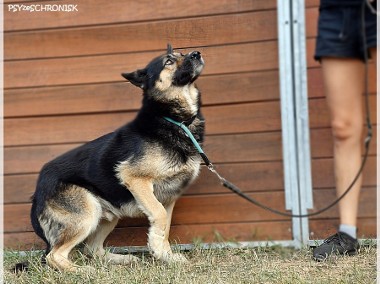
[291,0,313,246]
[277,0,313,247]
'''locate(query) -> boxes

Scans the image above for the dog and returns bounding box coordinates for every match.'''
[26,44,205,272]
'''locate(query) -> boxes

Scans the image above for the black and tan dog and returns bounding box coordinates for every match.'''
[29,44,205,272]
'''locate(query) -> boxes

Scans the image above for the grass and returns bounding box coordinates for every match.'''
[3,243,377,284]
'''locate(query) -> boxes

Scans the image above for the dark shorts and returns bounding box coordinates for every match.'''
[314,3,377,61]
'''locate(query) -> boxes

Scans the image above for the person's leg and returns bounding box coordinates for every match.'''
[313,57,364,261]
[322,57,365,228]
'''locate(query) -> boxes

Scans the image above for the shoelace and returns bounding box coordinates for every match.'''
[323,233,343,244]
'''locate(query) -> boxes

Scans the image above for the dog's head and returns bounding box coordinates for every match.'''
[122,44,204,119]
[122,44,204,90]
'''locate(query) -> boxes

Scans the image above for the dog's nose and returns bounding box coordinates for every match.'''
[190,51,201,60]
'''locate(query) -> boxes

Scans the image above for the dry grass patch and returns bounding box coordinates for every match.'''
[4,244,377,284]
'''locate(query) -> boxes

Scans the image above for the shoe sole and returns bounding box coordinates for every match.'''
[313,249,358,262]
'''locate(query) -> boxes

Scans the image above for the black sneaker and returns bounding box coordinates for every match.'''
[313,231,359,261]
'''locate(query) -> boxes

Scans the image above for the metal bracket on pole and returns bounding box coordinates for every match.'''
[277,0,313,248]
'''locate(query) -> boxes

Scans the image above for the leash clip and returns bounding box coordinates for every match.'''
[207,163,215,172]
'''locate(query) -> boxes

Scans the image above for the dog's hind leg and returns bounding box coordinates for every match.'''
[84,217,139,265]
[39,186,102,272]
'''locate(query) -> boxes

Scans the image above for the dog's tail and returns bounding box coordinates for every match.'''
[12,250,49,273]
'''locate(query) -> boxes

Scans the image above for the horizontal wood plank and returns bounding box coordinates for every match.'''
[5,128,376,175]
[4,7,321,54]
[4,101,283,146]
[4,0,321,32]
[4,156,376,204]
[310,156,376,189]
[4,187,375,234]
[308,96,377,128]
[310,128,377,158]
[4,217,375,250]
[307,66,377,99]
[308,187,376,220]
[5,96,376,147]
[4,42,279,89]
[108,221,293,246]
[5,11,278,60]
[4,131,284,175]
[4,71,281,118]
[8,37,375,90]
[4,161,285,204]
[4,191,289,233]
[309,217,376,240]
[4,0,277,31]
[4,220,293,250]
[5,66,376,118]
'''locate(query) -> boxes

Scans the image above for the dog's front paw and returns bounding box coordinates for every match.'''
[155,251,189,264]
[148,230,170,257]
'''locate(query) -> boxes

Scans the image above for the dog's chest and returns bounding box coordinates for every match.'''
[152,156,201,204]
[116,144,201,204]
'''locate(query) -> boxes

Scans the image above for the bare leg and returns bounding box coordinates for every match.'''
[321,57,365,227]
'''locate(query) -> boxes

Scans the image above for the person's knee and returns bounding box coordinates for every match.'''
[331,118,363,144]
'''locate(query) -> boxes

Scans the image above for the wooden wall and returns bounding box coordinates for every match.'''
[3,0,376,250]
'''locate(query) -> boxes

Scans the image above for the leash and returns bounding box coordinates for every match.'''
[164,114,371,218]
[164,0,375,218]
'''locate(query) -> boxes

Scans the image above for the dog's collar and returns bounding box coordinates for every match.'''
[176,115,197,126]
[163,116,214,173]
[163,116,209,161]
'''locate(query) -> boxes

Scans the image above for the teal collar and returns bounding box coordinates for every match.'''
[163,116,204,154]
[163,116,211,166]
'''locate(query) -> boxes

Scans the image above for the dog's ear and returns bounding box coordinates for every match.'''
[167,43,173,54]
[121,69,147,89]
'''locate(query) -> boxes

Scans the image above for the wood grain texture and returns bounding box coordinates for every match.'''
[4,191,288,233]
[8,37,374,89]
[4,0,278,31]
[307,65,377,99]
[5,11,279,60]
[4,156,376,205]
[4,71,281,118]
[4,187,375,234]
[4,42,279,89]
[4,161,285,204]
[5,128,377,175]
[5,66,377,118]
[4,96,376,147]
[4,220,294,250]
[4,217,375,250]
[4,0,376,250]
[5,101,283,146]
[310,128,377,158]
[309,217,376,240]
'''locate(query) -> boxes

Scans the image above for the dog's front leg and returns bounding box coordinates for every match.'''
[164,200,188,262]
[127,178,182,262]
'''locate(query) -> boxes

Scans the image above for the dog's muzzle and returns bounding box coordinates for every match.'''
[190,51,204,75]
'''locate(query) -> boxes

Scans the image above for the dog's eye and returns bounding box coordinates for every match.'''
[165,59,175,66]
